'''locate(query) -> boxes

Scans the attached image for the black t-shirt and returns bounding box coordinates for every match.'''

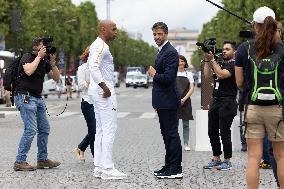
[16,53,51,97]
[212,60,237,98]
[235,40,284,104]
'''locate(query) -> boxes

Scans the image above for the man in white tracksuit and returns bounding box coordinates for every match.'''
[87,20,127,180]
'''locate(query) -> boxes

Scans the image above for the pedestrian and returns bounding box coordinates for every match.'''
[66,75,73,99]
[238,90,247,152]
[87,20,127,180]
[73,46,96,161]
[148,22,182,179]
[235,7,284,189]
[203,41,238,171]
[176,55,194,151]
[4,89,11,107]
[55,78,63,99]
[13,37,61,171]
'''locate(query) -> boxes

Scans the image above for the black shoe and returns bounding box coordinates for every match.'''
[156,168,183,179]
[153,166,168,176]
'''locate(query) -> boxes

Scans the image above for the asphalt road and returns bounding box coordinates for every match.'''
[0,85,278,189]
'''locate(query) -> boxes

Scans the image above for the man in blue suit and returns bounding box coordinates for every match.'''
[148,22,182,179]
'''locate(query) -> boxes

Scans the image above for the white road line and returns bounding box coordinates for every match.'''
[0,111,19,115]
[57,112,78,118]
[117,112,130,118]
[139,112,156,119]
[135,95,143,98]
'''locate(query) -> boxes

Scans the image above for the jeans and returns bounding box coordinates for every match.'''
[78,100,96,157]
[263,134,272,162]
[15,94,50,163]
[180,119,189,146]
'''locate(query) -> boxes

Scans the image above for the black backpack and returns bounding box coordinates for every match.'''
[3,55,22,92]
[246,41,282,105]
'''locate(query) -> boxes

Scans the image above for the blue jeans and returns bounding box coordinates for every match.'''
[180,119,189,146]
[15,94,50,163]
[78,100,96,157]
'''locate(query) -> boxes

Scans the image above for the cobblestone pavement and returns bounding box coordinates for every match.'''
[0,87,278,189]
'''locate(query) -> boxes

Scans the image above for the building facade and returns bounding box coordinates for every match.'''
[168,28,199,67]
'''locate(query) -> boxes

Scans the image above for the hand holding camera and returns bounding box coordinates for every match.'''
[49,53,56,65]
[38,46,46,59]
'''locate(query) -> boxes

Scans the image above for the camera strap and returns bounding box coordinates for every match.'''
[45,97,69,117]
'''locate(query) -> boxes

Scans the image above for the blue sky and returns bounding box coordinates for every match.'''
[72,0,223,45]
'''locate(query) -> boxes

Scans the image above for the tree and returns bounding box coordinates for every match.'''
[192,0,284,68]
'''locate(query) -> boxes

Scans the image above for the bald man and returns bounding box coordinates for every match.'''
[87,20,127,179]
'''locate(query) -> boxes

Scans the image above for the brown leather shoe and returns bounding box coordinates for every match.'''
[37,159,61,169]
[14,162,36,171]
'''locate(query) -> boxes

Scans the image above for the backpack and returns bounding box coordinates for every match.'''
[3,55,23,92]
[247,41,282,105]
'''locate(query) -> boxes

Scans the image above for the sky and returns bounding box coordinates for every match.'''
[71,0,223,45]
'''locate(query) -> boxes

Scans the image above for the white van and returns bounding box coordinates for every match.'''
[125,71,140,87]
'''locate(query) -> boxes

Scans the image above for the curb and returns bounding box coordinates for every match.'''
[0,107,17,111]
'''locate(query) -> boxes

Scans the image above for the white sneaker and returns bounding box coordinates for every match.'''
[93,167,102,178]
[101,168,127,180]
[184,146,191,151]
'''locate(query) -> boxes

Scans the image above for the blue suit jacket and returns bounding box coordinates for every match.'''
[152,42,180,110]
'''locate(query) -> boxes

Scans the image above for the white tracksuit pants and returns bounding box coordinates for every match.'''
[91,89,117,169]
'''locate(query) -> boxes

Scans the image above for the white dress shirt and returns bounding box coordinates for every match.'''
[77,63,92,104]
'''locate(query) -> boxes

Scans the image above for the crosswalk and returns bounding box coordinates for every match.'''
[1,110,157,119]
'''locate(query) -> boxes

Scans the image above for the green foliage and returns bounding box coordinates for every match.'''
[192,0,284,68]
[1,0,156,69]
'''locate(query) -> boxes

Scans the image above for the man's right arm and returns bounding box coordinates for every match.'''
[88,42,111,98]
[235,44,246,90]
[23,47,46,76]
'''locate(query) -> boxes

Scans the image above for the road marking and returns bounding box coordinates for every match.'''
[57,112,78,118]
[139,112,156,119]
[135,95,143,98]
[117,112,130,118]
[0,111,19,115]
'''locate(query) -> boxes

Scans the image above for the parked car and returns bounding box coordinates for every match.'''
[125,71,140,87]
[0,51,16,104]
[127,66,145,74]
[42,75,77,98]
[133,74,149,88]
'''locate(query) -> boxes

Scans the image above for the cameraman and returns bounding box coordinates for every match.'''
[13,37,61,171]
[203,41,238,171]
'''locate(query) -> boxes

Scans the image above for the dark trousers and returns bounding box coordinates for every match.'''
[208,99,236,159]
[78,100,96,157]
[267,135,280,187]
[157,109,182,170]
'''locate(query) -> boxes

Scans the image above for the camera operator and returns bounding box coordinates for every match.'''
[13,37,60,171]
[203,41,238,171]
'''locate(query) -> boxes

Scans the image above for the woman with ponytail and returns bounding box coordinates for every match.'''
[235,7,284,189]
[73,46,97,161]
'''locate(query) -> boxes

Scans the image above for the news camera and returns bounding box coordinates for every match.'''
[196,38,222,55]
[42,36,56,54]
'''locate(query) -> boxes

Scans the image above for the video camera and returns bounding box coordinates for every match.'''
[42,36,56,54]
[196,38,222,55]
